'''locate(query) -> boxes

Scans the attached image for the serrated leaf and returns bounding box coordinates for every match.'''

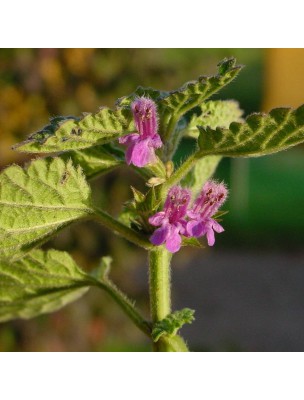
[181,155,221,196]
[160,58,243,116]
[198,105,304,157]
[0,249,91,322]
[0,157,93,259]
[61,145,123,180]
[13,108,134,153]
[186,100,244,138]
[152,308,195,342]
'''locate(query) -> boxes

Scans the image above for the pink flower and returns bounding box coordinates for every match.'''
[149,186,191,253]
[119,97,162,167]
[187,180,228,246]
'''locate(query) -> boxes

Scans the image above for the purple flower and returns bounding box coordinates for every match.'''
[149,186,191,253]
[187,180,228,246]
[119,97,162,167]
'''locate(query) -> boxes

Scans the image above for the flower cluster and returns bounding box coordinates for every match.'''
[149,181,228,253]
[119,97,162,167]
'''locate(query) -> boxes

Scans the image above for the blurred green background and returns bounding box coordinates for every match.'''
[1,49,304,352]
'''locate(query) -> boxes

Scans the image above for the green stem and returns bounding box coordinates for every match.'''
[93,279,151,337]
[148,247,189,351]
[94,207,153,250]
[149,247,172,322]
[160,152,200,200]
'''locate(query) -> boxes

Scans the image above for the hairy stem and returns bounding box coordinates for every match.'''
[93,279,151,337]
[149,247,172,322]
[94,207,153,250]
[148,247,189,351]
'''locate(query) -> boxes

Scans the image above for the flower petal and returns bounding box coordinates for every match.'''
[125,142,136,165]
[131,139,156,167]
[118,133,139,145]
[211,219,224,233]
[165,226,182,253]
[149,212,166,226]
[186,220,206,238]
[206,227,215,246]
[151,133,163,148]
[150,224,170,246]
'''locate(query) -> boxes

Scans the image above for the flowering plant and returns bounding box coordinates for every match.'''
[1,57,304,351]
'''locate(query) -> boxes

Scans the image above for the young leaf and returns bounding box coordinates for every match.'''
[13,108,134,153]
[0,249,91,322]
[181,101,242,194]
[198,105,304,157]
[0,157,93,259]
[152,308,195,342]
[61,145,123,180]
[160,58,243,115]
[185,100,244,138]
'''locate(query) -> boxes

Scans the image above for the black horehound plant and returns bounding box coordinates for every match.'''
[1,58,304,351]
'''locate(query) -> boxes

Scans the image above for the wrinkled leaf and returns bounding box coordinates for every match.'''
[13,108,134,153]
[0,249,91,322]
[152,308,195,342]
[198,105,304,157]
[160,58,243,115]
[185,100,244,138]
[0,157,93,259]
[61,145,123,180]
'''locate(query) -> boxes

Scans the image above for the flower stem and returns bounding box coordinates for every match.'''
[94,207,153,250]
[148,247,189,351]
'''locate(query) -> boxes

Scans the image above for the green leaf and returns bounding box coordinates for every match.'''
[61,145,123,180]
[182,101,243,194]
[13,108,134,153]
[0,249,91,322]
[152,308,195,342]
[181,155,222,196]
[198,105,304,157]
[185,100,244,138]
[116,86,169,107]
[160,58,243,114]
[0,157,93,259]
[115,59,243,140]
